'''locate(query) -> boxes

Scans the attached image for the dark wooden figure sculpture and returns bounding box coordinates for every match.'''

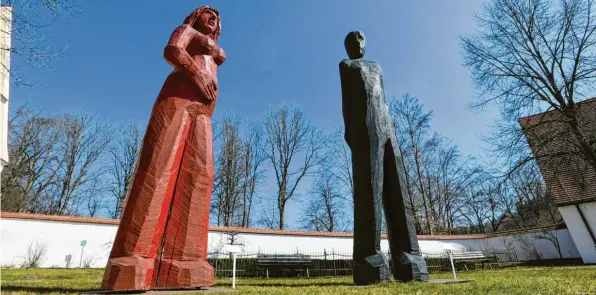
[339,31,428,285]
[102,6,225,291]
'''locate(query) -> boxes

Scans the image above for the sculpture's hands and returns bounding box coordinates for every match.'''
[191,72,217,101]
[165,25,220,101]
[170,61,216,101]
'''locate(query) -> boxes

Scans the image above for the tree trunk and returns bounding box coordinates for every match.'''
[278,203,285,230]
[412,141,432,234]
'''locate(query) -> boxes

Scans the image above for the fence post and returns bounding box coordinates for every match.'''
[332,248,337,276]
[214,253,219,278]
[448,250,457,280]
[232,253,237,289]
[323,249,327,276]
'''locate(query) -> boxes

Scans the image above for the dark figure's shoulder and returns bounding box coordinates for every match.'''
[339,59,382,72]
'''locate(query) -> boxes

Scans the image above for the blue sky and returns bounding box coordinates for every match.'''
[11,0,498,228]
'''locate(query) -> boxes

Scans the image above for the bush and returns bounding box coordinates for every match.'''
[21,241,49,268]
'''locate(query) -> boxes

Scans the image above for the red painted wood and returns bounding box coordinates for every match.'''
[101,6,225,291]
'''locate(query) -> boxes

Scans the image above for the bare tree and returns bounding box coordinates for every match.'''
[462,173,508,234]
[106,123,141,219]
[389,94,484,234]
[300,170,346,232]
[85,178,103,217]
[485,184,507,233]
[461,185,490,233]
[212,114,244,226]
[328,128,353,208]
[494,163,561,231]
[2,0,76,87]
[238,121,266,227]
[462,0,596,235]
[223,231,244,246]
[515,234,542,260]
[390,94,440,234]
[535,229,564,258]
[210,115,265,228]
[462,0,596,176]
[482,176,508,233]
[1,107,113,216]
[256,195,279,229]
[1,105,60,212]
[43,113,113,215]
[263,104,325,229]
[429,142,480,234]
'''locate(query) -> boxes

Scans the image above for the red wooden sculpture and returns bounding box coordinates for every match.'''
[102,6,225,291]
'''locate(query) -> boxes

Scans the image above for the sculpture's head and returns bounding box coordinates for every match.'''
[344,31,366,59]
[184,6,222,42]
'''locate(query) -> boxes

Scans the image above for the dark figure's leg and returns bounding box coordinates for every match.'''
[156,112,215,288]
[102,97,192,291]
[382,139,429,282]
[352,140,390,285]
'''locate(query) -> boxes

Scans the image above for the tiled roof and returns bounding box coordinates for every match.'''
[519,98,596,205]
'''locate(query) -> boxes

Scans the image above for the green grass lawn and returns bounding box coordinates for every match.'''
[1,266,596,295]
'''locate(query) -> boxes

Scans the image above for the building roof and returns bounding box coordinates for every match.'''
[519,97,596,123]
[519,98,596,206]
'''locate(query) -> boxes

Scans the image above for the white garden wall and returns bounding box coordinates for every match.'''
[480,228,580,260]
[0,213,581,268]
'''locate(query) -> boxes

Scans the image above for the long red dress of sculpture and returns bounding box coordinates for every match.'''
[101,6,225,291]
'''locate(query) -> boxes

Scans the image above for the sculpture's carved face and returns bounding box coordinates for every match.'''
[195,9,219,36]
[345,31,366,59]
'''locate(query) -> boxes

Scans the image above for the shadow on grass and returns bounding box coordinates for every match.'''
[518,258,584,267]
[216,281,354,287]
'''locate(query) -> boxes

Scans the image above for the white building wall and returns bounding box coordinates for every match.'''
[0,5,13,166]
[559,202,596,263]
[0,216,581,268]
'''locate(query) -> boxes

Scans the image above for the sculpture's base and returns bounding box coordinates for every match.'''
[154,259,215,288]
[102,256,156,291]
[393,252,429,282]
[102,257,214,291]
[353,253,390,285]
[353,252,429,285]
[81,287,234,294]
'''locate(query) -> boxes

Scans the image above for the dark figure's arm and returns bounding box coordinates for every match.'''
[163,25,223,100]
[339,61,352,147]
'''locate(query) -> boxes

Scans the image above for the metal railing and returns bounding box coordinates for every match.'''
[206,249,518,278]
